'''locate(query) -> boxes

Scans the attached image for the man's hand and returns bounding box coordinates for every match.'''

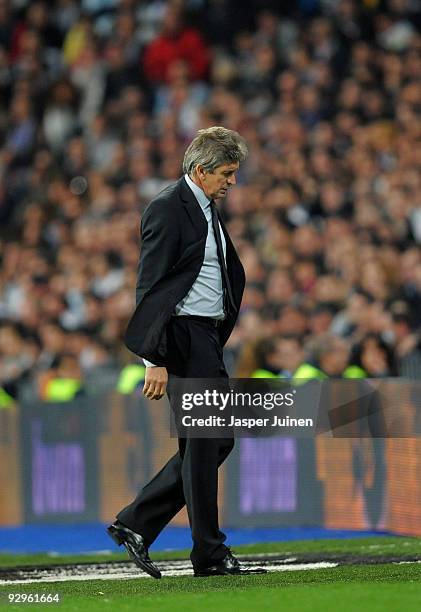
[143,366,168,400]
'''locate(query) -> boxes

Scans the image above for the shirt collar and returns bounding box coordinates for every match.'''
[184,174,211,210]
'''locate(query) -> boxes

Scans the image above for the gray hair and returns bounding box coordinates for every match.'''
[182,126,248,176]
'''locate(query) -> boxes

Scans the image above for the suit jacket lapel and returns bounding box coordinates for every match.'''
[179,177,208,239]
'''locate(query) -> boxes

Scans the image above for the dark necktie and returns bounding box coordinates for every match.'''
[210,200,236,315]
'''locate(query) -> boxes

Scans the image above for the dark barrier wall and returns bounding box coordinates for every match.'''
[0,391,421,535]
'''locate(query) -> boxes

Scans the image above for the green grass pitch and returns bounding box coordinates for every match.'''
[1,537,420,611]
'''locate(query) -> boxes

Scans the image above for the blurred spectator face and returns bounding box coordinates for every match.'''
[27,2,48,29]
[234,31,254,54]
[314,276,347,304]
[66,137,87,168]
[352,41,370,65]
[319,338,350,376]
[292,226,322,257]
[89,254,108,278]
[105,43,126,70]
[324,218,353,241]
[298,85,320,113]
[242,286,265,309]
[84,295,102,324]
[161,157,182,180]
[41,293,65,320]
[264,221,290,251]
[56,354,82,379]
[33,148,54,174]
[277,70,298,96]
[319,182,344,214]
[413,262,421,291]
[239,246,265,283]
[275,337,304,374]
[39,324,65,352]
[295,260,317,293]
[264,185,296,211]
[266,270,294,304]
[65,331,89,356]
[10,95,31,121]
[400,248,421,284]
[277,249,295,268]
[80,339,111,371]
[162,6,182,37]
[19,29,41,58]
[360,337,390,375]
[288,45,310,72]
[257,10,279,37]
[129,156,153,182]
[309,308,334,335]
[339,79,361,110]
[310,148,333,178]
[120,86,143,113]
[167,59,190,84]
[51,80,76,107]
[255,45,276,73]
[347,292,370,323]
[118,182,138,211]
[335,111,358,137]
[278,306,307,336]
[360,262,389,300]
[392,315,411,341]
[0,1,10,24]
[361,90,384,119]
[115,11,135,40]
[389,0,411,12]
[0,326,22,357]
[238,310,266,341]
[310,17,332,46]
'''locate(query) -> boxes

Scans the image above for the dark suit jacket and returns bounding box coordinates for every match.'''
[124,177,246,366]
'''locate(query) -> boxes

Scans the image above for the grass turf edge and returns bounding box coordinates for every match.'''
[1,535,420,569]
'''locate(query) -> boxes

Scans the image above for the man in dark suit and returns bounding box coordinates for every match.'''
[108,127,248,578]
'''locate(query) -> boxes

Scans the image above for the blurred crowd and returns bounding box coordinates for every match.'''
[0,0,420,401]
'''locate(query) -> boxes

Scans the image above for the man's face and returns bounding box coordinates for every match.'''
[196,162,239,200]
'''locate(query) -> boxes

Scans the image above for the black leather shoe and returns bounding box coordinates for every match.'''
[107,521,161,579]
[194,548,241,577]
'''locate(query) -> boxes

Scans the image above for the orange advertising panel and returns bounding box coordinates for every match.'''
[0,406,23,525]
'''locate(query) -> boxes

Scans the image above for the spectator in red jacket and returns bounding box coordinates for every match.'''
[142,5,210,84]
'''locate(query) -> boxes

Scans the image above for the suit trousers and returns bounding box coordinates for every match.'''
[116,317,234,568]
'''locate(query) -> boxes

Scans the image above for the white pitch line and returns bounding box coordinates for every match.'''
[0,561,339,585]
[394,560,421,565]
[240,553,297,560]
[265,562,338,571]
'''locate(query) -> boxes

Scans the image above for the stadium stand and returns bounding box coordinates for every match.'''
[0,0,420,401]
